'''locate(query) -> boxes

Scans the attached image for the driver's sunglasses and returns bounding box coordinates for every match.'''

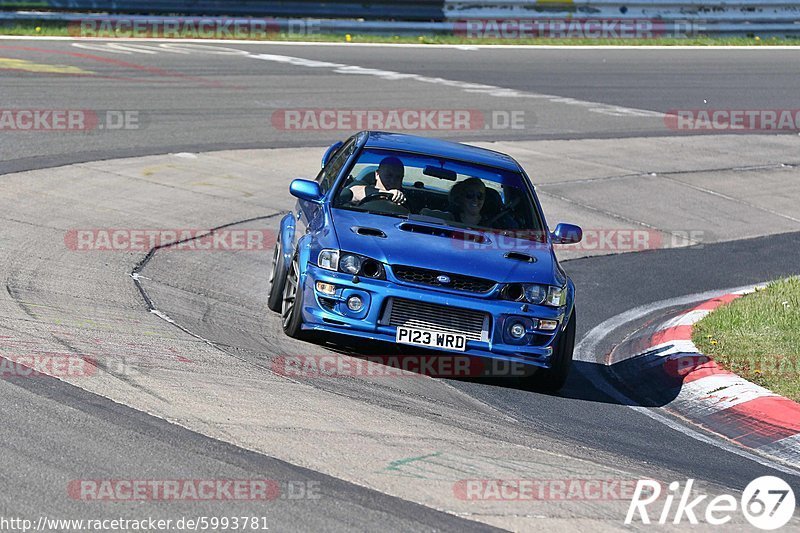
[464,191,484,200]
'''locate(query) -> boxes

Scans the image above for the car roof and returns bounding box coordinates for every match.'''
[362,131,522,173]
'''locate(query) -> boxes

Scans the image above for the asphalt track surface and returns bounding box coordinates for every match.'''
[2,40,800,172]
[2,39,800,531]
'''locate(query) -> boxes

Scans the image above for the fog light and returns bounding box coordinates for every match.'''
[347,295,364,312]
[509,321,527,339]
[539,319,559,331]
[315,282,336,296]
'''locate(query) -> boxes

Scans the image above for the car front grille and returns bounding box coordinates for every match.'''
[392,265,496,294]
[382,298,489,342]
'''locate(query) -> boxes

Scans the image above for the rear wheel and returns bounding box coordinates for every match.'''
[523,309,576,393]
[281,253,305,338]
[267,233,287,312]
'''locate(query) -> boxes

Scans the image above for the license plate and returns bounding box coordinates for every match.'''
[395,326,467,352]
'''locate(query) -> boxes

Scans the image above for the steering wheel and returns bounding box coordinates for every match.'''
[484,196,522,226]
[356,192,409,215]
[357,192,397,206]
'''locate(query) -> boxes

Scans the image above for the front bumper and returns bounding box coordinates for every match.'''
[299,263,569,369]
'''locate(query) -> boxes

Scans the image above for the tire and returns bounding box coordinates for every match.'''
[267,233,287,313]
[281,253,305,338]
[523,309,576,393]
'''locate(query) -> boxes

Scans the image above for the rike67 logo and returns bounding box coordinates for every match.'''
[626,477,795,530]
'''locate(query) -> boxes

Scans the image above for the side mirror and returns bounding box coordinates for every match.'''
[321,141,343,168]
[551,223,582,244]
[290,179,323,203]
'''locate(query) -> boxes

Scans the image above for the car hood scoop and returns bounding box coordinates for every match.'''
[504,251,537,263]
[351,226,387,238]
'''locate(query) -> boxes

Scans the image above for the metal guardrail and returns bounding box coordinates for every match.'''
[443,0,800,37]
[444,0,800,22]
[0,11,454,36]
[0,0,798,36]
[0,1,445,21]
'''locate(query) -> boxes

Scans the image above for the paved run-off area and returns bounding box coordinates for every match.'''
[1,134,799,530]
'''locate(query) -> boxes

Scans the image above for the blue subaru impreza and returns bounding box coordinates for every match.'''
[268,131,582,391]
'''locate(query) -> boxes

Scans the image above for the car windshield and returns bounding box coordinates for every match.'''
[333,148,545,237]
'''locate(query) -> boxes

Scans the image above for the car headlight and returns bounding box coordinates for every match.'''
[502,283,566,307]
[318,249,339,271]
[544,285,566,307]
[340,254,362,275]
[523,284,548,305]
[318,250,384,279]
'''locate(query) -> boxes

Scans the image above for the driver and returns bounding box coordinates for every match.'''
[341,156,406,205]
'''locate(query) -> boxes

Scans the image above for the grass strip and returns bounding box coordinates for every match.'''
[693,277,800,401]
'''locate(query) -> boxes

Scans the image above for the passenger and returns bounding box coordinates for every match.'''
[449,178,519,229]
[449,178,486,226]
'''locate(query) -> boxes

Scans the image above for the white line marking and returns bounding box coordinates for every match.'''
[614,285,763,361]
[153,43,192,54]
[628,339,701,359]
[609,283,779,419]
[673,376,777,418]
[575,283,800,476]
[249,52,664,117]
[105,43,159,54]
[658,309,711,329]
[72,42,253,56]
[72,42,132,54]
[159,43,248,55]
[629,284,778,418]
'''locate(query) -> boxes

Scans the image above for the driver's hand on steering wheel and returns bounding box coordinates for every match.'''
[387,189,406,205]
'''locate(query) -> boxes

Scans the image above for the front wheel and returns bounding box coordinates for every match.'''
[281,253,305,338]
[267,233,287,313]
[523,309,576,394]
